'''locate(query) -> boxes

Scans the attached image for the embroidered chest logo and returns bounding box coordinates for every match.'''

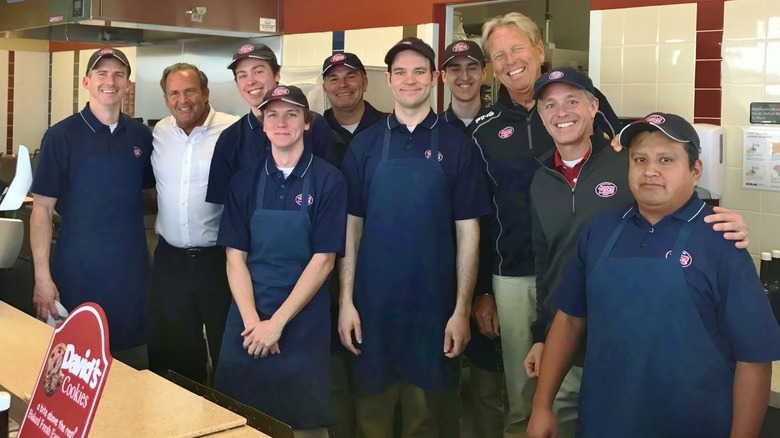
[295,194,314,206]
[424,150,444,161]
[133,147,142,158]
[498,126,514,139]
[594,182,617,198]
[665,250,693,268]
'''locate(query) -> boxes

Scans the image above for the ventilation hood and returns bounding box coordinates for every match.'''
[0,0,281,45]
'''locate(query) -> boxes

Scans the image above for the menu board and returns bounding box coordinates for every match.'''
[18,303,112,438]
[743,127,780,191]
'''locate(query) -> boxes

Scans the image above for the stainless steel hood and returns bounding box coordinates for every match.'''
[0,0,281,45]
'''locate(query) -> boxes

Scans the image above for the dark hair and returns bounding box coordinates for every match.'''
[683,142,699,169]
[160,63,209,94]
[231,59,281,80]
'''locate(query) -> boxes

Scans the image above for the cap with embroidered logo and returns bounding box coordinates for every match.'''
[442,40,485,68]
[85,48,131,76]
[227,43,277,71]
[322,52,366,76]
[258,85,309,110]
[533,67,595,100]
[384,37,436,70]
[618,112,700,151]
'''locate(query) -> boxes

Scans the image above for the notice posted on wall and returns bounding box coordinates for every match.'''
[743,127,780,191]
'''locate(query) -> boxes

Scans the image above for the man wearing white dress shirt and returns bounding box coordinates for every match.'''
[148,63,239,385]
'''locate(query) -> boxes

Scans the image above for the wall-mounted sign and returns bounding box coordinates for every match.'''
[743,127,780,191]
[18,303,113,438]
[750,102,780,125]
[259,18,276,33]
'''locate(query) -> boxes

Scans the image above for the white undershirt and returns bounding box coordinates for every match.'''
[278,166,295,178]
[108,123,118,133]
[562,157,584,169]
[459,117,474,126]
[341,122,359,134]
[152,107,240,248]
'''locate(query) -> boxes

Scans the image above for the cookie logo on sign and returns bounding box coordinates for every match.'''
[498,126,514,139]
[295,194,314,206]
[548,71,564,80]
[665,250,693,268]
[272,87,290,96]
[331,54,346,62]
[452,42,470,52]
[645,114,665,124]
[133,147,142,158]
[594,182,617,198]
[424,150,444,161]
[238,44,255,54]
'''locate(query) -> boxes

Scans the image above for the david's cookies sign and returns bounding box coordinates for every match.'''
[19,303,112,438]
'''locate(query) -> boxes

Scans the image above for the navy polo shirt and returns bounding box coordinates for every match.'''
[324,101,388,146]
[206,111,335,205]
[341,109,490,221]
[440,104,491,136]
[217,151,347,257]
[31,104,154,214]
[558,194,780,364]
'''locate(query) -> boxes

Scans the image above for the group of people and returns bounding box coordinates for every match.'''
[26,9,780,438]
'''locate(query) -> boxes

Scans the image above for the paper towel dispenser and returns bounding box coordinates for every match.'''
[693,124,725,200]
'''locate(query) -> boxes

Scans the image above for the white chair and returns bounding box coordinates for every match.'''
[0,145,33,212]
[0,218,23,268]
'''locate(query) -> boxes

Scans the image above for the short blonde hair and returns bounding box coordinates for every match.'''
[481,12,543,58]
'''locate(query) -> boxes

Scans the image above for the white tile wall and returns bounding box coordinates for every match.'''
[12,51,49,154]
[344,26,403,67]
[281,32,333,67]
[593,3,696,119]
[722,0,780,256]
[51,51,75,126]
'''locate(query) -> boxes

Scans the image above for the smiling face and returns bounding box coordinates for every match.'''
[262,100,310,151]
[628,131,702,224]
[83,58,129,109]
[234,58,280,113]
[485,25,544,102]
[385,50,439,111]
[164,69,209,135]
[538,82,598,151]
[323,65,368,112]
[441,57,486,104]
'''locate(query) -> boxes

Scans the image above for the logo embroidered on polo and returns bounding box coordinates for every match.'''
[133,147,142,158]
[424,150,444,161]
[295,194,314,206]
[238,44,255,54]
[498,126,514,139]
[665,250,693,268]
[594,182,617,198]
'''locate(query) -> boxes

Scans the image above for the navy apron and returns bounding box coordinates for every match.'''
[351,125,459,396]
[51,127,148,350]
[578,216,733,438]
[214,158,334,429]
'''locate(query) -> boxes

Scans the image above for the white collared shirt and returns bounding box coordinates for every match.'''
[152,107,239,248]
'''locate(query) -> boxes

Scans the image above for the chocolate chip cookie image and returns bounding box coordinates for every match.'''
[44,343,66,396]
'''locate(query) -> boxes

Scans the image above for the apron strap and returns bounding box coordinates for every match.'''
[299,155,313,213]
[430,124,439,157]
[596,215,629,266]
[381,126,392,163]
[255,158,270,208]
[669,217,695,264]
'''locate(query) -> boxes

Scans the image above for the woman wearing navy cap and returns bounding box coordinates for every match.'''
[214,85,347,437]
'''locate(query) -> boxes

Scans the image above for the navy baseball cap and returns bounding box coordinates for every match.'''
[322,52,366,76]
[618,113,700,151]
[86,48,131,76]
[258,85,309,110]
[228,43,277,71]
[384,37,436,70]
[442,40,485,68]
[533,68,595,100]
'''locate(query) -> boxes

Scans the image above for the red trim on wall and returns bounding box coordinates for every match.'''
[593,0,724,10]
[693,1,725,125]
[49,41,108,53]
[6,51,14,155]
[696,1,725,30]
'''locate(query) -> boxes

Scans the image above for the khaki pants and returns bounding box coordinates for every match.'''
[328,354,356,438]
[293,429,329,438]
[470,365,508,438]
[553,366,582,438]
[355,383,438,438]
[494,275,537,438]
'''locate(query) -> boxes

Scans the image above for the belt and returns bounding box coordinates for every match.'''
[159,237,223,258]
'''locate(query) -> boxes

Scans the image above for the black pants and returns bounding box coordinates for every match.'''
[147,237,231,385]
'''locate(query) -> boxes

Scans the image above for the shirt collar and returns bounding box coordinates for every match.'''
[623,192,707,225]
[79,103,127,133]
[246,111,261,131]
[387,108,438,131]
[554,144,592,171]
[264,150,314,179]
